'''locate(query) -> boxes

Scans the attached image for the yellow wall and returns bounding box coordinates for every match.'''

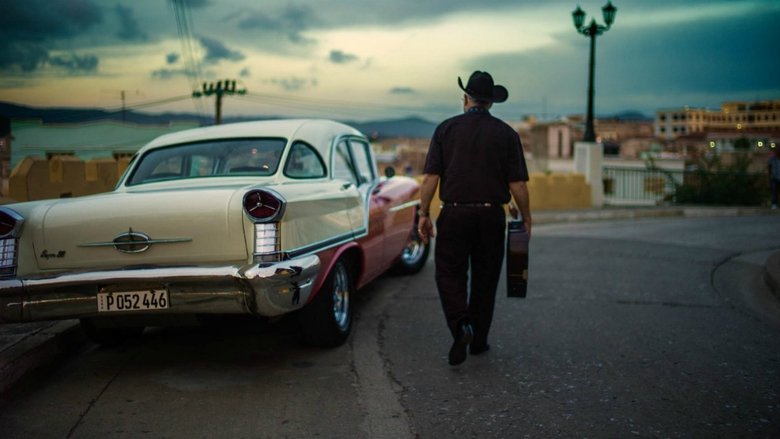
[9,156,130,202]
[417,172,592,218]
[527,172,592,210]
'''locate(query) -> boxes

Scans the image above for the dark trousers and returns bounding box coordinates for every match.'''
[435,206,506,345]
[772,179,779,205]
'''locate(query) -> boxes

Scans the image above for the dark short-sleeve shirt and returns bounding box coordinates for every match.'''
[423,110,529,204]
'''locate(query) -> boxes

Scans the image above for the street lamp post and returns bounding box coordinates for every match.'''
[572,1,617,142]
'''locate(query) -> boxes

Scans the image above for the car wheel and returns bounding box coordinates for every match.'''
[393,227,430,275]
[79,318,144,347]
[297,259,353,347]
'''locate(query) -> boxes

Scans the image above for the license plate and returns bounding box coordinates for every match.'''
[97,289,169,312]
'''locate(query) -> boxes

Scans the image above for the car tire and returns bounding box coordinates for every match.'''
[393,227,430,275]
[297,259,353,347]
[79,318,144,347]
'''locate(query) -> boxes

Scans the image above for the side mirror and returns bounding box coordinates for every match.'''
[384,167,396,178]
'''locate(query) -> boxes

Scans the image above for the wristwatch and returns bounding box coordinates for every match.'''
[418,210,429,217]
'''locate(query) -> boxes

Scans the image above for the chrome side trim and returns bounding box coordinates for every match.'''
[389,199,420,213]
[286,230,358,259]
[78,237,193,248]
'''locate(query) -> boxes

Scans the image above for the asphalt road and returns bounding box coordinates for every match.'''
[1,215,779,438]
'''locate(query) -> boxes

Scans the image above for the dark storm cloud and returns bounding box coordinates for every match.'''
[472,3,780,115]
[0,0,102,40]
[228,4,317,44]
[0,42,50,72]
[198,36,246,64]
[389,87,416,95]
[311,0,519,27]
[151,68,192,79]
[0,0,103,72]
[329,50,359,64]
[268,77,318,91]
[166,53,180,65]
[115,5,148,41]
[48,53,99,73]
[599,7,780,96]
[179,0,211,7]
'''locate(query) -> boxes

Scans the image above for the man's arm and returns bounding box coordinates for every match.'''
[509,180,532,236]
[417,173,439,244]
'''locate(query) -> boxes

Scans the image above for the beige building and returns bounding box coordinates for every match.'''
[655,100,780,140]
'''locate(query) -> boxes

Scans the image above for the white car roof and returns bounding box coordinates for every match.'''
[140,119,365,158]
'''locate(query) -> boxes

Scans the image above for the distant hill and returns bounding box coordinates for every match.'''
[0,101,437,139]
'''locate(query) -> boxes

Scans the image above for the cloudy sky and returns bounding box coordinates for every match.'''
[0,0,778,122]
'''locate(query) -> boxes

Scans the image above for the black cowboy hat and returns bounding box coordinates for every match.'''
[458,70,508,103]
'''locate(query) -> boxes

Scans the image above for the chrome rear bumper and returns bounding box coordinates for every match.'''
[0,255,320,323]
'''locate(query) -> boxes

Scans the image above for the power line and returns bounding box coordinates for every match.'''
[110,94,195,112]
[170,0,208,118]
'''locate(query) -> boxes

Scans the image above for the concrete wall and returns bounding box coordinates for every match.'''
[9,156,131,202]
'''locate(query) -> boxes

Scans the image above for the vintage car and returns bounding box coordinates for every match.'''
[0,119,429,347]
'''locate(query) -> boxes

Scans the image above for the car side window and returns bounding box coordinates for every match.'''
[284,141,326,179]
[333,140,358,185]
[190,154,217,176]
[349,140,375,186]
[149,156,183,180]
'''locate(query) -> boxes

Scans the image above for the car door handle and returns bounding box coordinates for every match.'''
[341,182,353,190]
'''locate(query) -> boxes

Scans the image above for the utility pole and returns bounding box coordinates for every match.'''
[121,90,126,122]
[192,80,247,125]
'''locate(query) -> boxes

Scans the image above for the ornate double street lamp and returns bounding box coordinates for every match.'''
[572,1,617,142]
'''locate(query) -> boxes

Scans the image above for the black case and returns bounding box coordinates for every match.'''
[506,220,529,298]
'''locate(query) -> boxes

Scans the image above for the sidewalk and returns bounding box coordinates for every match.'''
[1,205,779,395]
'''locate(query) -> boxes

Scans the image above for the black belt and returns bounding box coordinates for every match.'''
[442,202,497,208]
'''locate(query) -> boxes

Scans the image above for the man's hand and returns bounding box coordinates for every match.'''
[418,215,435,245]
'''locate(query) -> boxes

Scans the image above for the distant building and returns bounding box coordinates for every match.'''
[655,100,780,140]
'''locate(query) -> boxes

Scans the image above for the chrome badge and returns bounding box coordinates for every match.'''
[79,228,192,254]
[113,228,153,253]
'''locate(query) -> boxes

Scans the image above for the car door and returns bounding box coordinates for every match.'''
[333,138,387,282]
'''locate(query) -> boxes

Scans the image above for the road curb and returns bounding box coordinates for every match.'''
[765,251,780,302]
[0,320,84,395]
[534,206,776,225]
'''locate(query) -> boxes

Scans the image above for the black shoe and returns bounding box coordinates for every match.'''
[448,323,473,366]
[470,344,490,355]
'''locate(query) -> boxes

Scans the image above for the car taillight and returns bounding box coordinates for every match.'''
[0,209,22,276]
[0,238,17,271]
[243,190,285,222]
[254,223,281,262]
[243,190,285,262]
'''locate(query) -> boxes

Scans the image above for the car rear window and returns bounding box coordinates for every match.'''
[126,138,286,185]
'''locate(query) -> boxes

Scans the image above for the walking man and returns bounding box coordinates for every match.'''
[417,71,532,366]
